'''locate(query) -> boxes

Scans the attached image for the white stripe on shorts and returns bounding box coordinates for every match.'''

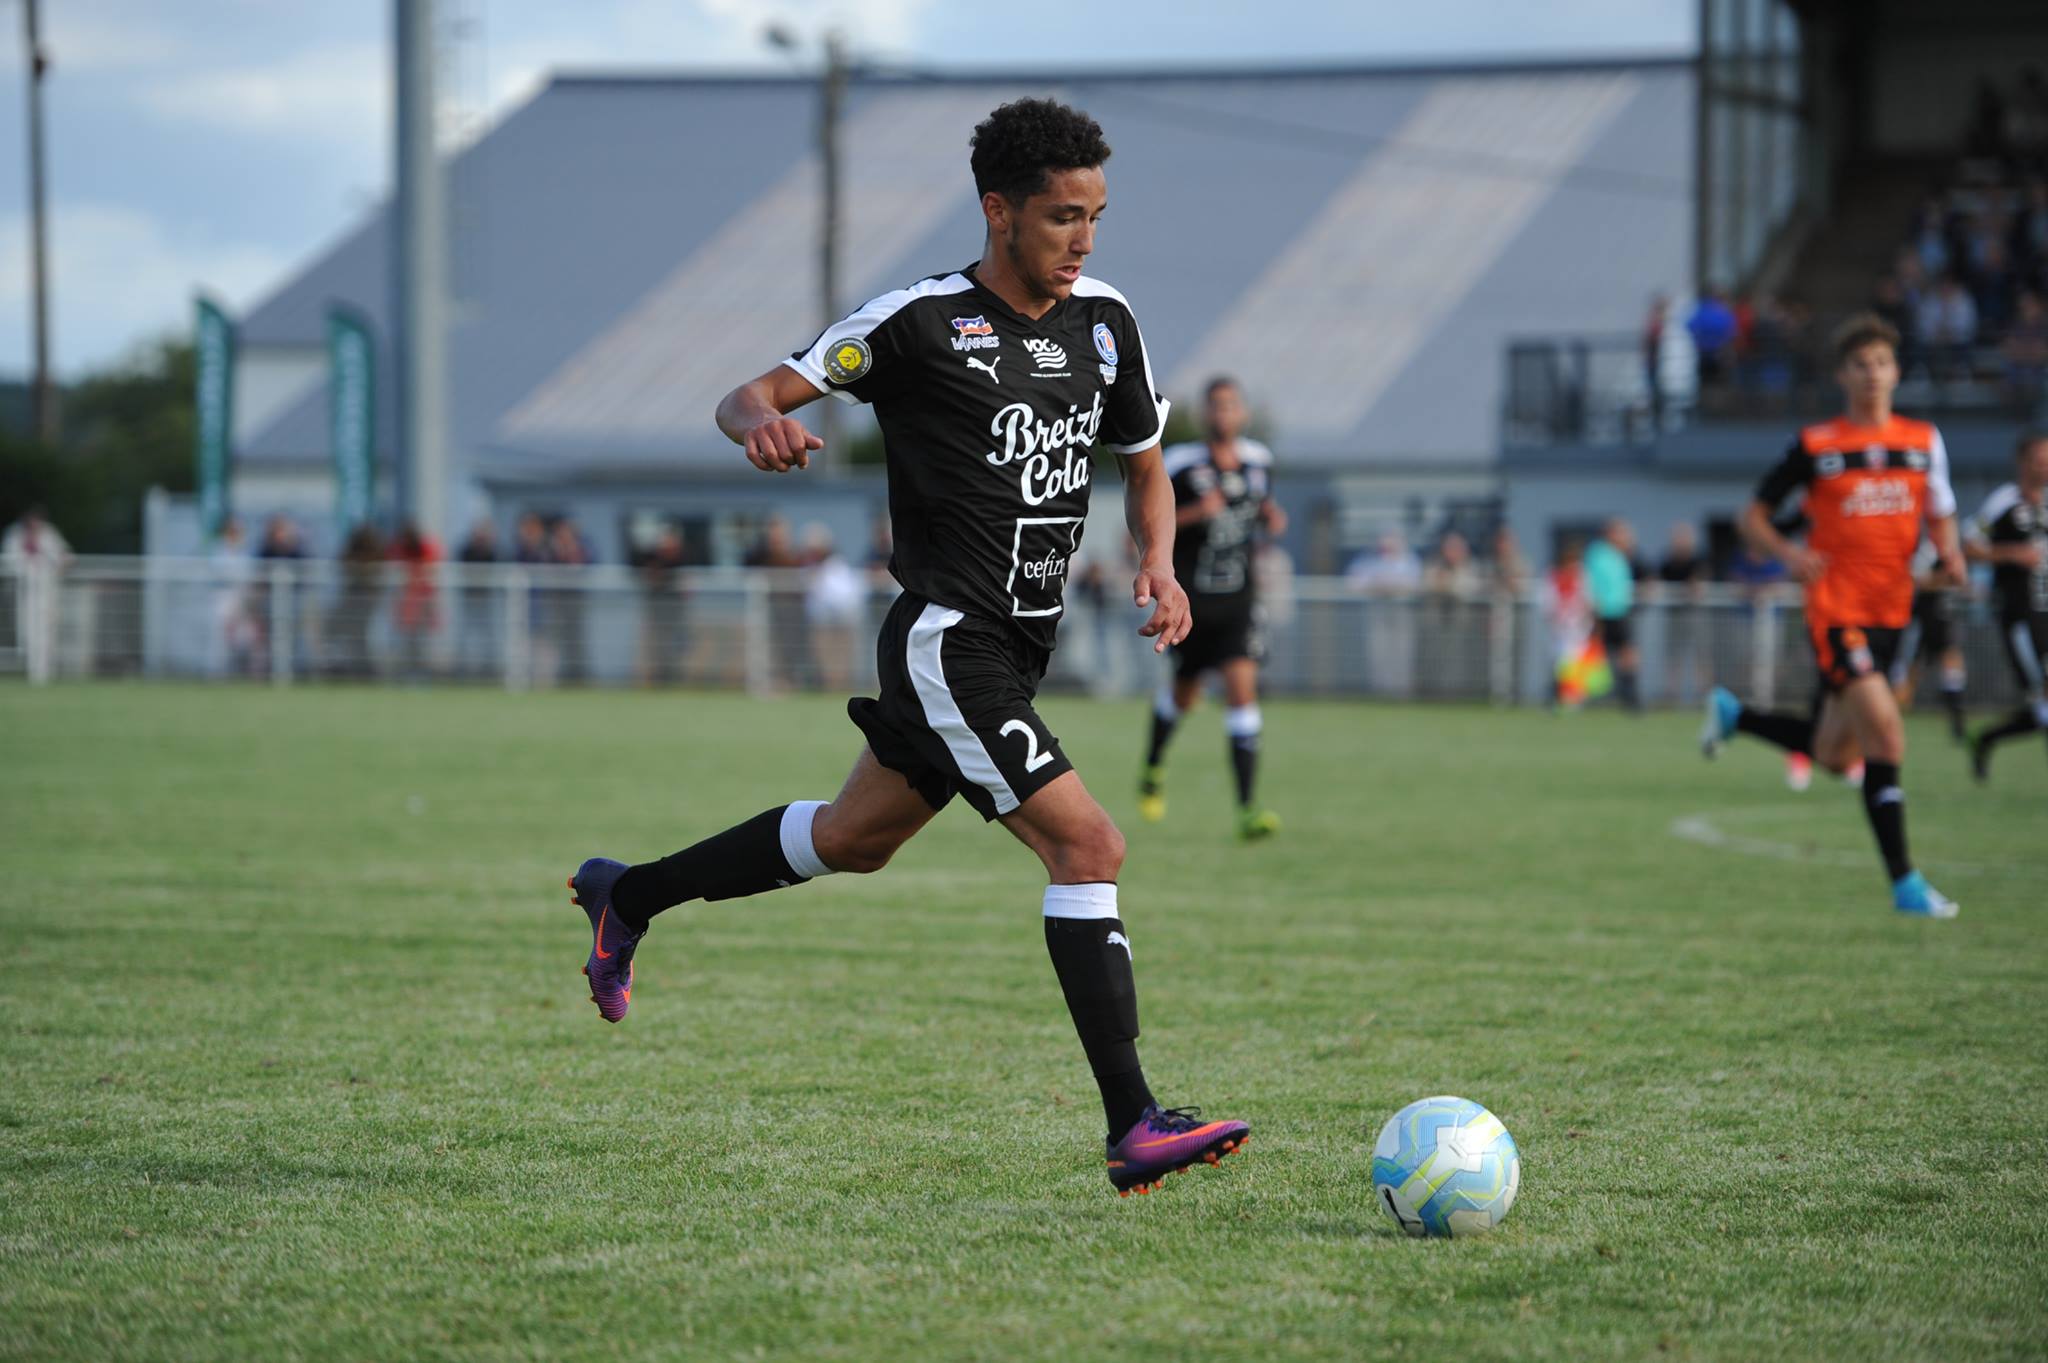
[906,602,1021,815]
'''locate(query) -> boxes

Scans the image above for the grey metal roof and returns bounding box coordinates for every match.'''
[237,59,1694,472]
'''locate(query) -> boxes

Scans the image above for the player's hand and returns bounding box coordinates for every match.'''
[743,416,823,473]
[1936,550,1970,586]
[2011,544,2043,571]
[1261,501,1289,536]
[1133,564,1192,654]
[1197,490,1226,519]
[1783,545,1825,584]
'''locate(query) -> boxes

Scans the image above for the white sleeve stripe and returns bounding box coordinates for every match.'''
[789,271,974,385]
[777,356,859,406]
[1160,442,1206,478]
[1926,427,1957,519]
[1072,274,1169,453]
[1974,482,2021,533]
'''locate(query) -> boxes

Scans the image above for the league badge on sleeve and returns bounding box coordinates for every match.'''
[1092,322,1119,366]
[825,337,873,385]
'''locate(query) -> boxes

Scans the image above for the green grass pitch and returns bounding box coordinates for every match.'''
[2,683,2045,1361]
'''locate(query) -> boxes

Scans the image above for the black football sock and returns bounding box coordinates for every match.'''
[1939,668,1966,739]
[609,801,833,931]
[1860,760,1912,881]
[1735,706,1814,755]
[1224,703,1262,808]
[1043,884,1154,1137]
[1144,690,1181,771]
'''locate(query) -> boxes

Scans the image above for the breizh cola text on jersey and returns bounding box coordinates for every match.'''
[786,262,1168,651]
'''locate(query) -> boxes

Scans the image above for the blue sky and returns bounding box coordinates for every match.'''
[0,0,1693,376]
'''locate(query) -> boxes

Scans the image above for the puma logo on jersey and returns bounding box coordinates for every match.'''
[1106,930,1132,959]
[966,355,1001,384]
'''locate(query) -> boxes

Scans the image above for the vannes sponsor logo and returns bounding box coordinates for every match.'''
[986,392,1103,507]
[950,315,1000,352]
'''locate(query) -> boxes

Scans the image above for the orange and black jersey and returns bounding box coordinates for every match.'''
[1754,415,1957,630]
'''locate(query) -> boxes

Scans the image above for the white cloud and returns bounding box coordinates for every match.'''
[0,206,292,376]
[137,42,388,149]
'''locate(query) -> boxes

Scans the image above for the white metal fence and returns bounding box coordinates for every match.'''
[0,555,2035,711]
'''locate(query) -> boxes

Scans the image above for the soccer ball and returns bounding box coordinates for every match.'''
[1370,1096,1520,1237]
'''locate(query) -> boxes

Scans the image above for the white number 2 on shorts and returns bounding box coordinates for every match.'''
[999,719,1055,772]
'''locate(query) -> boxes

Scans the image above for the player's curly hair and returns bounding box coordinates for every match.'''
[970,99,1111,204]
[1831,311,1900,364]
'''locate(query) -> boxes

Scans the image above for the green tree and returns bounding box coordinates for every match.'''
[0,340,195,552]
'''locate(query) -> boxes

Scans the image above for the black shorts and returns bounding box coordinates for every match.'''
[1597,614,1634,652]
[1809,622,1903,693]
[848,592,1072,821]
[1908,590,1957,660]
[1998,613,2048,694]
[1172,592,1262,681]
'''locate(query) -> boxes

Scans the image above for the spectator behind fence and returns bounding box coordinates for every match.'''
[1423,530,1482,600]
[1642,293,1669,425]
[547,518,592,685]
[634,524,690,687]
[1346,530,1420,696]
[2003,290,2048,410]
[331,523,385,678]
[1420,530,1484,699]
[210,516,259,678]
[1489,525,1527,598]
[1583,519,1642,712]
[390,521,442,682]
[1656,522,1710,704]
[253,514,306,674]
[1687,288,1736,384]
[746,515,816,690]
[456,518,499,678]
[2,506,72,684]
[804,524,863,692]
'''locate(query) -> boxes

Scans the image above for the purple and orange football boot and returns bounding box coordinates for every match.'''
[1105,1105,1250,1197]
[568,857,643,1023]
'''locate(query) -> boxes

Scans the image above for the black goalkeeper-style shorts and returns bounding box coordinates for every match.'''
[848,592,1073,822]
[1171,591,1262,681]
[1809,622,1903,694]
[1998,612,2048,694]
[1597,613,1635,653]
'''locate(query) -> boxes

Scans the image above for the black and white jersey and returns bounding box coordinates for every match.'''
[1970,482,2048,621]
[1162,439,1274,598]
[786,264,1168,651]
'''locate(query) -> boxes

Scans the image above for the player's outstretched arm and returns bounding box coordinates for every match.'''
[1122,444,1192,653]
[1927,514,1967,586]
[717,366,826,473]
[1741,498,1822,583]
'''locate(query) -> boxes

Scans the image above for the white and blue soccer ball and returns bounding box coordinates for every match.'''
[1370,1096,1520,1237]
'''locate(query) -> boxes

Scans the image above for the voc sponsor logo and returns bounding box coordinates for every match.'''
[1023,338,1069,371]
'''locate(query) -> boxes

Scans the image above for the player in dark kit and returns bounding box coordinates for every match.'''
[1965,430,2048,782]
[1136,376,1284,839]
[1699,315,1966,917]
[563,100,1247,1197]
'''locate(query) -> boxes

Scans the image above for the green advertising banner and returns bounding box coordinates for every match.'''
[326,306,376,534]
[192,297,235,540]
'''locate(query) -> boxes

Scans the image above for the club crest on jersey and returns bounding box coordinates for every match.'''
[949,316,999,351]
[825,337,872,384]
[1815,451,1846,479]
[1092,322,1118,366]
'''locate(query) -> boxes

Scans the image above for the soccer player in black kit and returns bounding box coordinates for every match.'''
[1136,377,1285,839]
[1966,430,2048,782]
[562,100,1248,1197]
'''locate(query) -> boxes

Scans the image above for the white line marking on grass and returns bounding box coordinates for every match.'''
[1669,811,2039,880]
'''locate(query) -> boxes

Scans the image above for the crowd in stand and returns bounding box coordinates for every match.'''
[1675,70,2048,417]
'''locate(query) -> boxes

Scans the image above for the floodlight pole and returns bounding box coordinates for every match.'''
[23,0,57,445]
[393,0,449,540]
